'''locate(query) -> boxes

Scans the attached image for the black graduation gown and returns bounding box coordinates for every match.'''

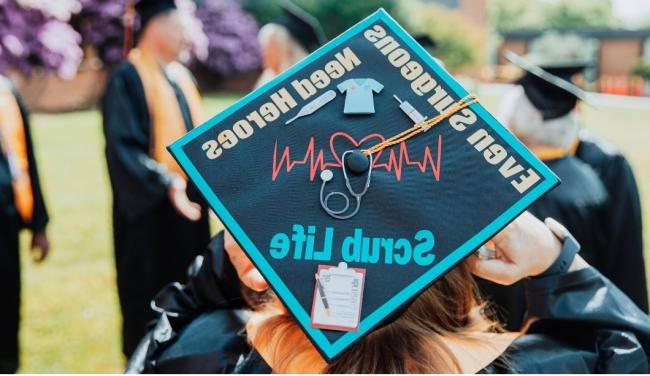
[478,155,610,330]
[126,232,650,374]
[575,130,648,312]
[101,61,211,357]
[0,82,49,373]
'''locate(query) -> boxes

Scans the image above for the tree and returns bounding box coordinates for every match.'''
[488,0,618,31]
[239,0,402,40]
[632,60,650,80]
[402,1,485,71]
[298,0,401,39]
[488,0,542,31]
[543,0,618,29]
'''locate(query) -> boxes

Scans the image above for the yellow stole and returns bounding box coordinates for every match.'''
[0,77,33,222]
[127,48,203,178]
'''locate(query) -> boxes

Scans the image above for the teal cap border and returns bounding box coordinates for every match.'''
[169,8,559,361]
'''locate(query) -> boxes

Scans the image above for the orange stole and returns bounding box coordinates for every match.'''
[534,138,580,161]
[0,78,33,222]
[127,49,203,178]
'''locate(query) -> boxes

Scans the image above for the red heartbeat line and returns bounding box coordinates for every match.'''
[271,131,442,182]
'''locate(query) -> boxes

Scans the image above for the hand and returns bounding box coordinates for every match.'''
[465,212,562,285]
[168,175,201,221]
[224,231,269,292]
[31,230,50,263]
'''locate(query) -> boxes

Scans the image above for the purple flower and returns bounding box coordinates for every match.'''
[73,0,127,65]
[195,0,261,75]
[0,0,83,79]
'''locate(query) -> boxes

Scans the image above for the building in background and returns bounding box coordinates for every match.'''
[498,27,650,96]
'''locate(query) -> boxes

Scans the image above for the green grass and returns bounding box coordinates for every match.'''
[16,92,650,372]
[17,94,238,373]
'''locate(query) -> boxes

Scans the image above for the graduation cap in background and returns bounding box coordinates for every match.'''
[123,0,178,55]
[504,32,596,120]
[414,34,437,51]
[277,0,327,52]
[135,0,177,30]
[169,9,558,361]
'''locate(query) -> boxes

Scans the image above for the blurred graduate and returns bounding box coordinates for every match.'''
[254,0,326,88]
[0,74,49,373]
[101,0,210,357]
[490,33,647,329]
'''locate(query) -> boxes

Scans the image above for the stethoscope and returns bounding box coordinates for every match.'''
[319,150,373,220]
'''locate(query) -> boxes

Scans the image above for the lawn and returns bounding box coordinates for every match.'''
[16,92,650,372]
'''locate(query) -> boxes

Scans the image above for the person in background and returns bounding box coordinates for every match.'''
[101,0,211,358]
[0,74,50,373]
[254,0,326,88]
[487,42,647,329]
[575,126,646,311]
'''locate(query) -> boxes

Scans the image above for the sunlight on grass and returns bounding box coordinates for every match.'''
[18,94,238,373]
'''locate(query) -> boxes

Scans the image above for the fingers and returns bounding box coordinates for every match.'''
[470,212,565,284]
[175,197,202,221]
[491,211,533,245]
[466,255,522,286]
[243,267,270,292]
[30,232,50,263]
[490,221,514,245]
[169,177,202,221]
[33,248,48,263]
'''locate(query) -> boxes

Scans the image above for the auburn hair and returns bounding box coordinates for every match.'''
[245,263,502,373]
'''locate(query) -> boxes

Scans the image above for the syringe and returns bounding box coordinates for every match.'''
[393,95,427,124]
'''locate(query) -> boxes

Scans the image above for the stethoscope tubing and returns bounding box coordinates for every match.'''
[319,150,373,220]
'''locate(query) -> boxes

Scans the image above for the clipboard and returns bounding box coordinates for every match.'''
[310,262,366,332]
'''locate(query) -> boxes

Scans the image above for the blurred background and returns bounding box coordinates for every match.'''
[1,0,649,372]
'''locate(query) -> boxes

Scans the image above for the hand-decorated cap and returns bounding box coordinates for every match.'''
[169,9,558,361]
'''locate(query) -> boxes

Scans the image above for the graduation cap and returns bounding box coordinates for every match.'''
[504,46,591,120]
[169,9,558,361]
[277,0,327,52]
[135,0,177,30]
[123,0,178,54]
[414,34,437,51]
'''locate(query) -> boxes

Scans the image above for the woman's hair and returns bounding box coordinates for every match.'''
[245,263,502,373]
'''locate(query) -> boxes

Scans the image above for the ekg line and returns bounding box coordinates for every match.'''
[271,131,442,182]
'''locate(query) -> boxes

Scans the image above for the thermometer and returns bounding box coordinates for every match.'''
[285,90,337,125]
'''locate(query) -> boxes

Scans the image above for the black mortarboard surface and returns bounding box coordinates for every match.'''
[505,50,592,120]
[170,10,559,361]
[135,0,177,31]
[277,0,327,52]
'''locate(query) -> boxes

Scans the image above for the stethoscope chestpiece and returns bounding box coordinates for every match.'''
[319,150,373,220]
[320,169,334,182]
